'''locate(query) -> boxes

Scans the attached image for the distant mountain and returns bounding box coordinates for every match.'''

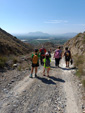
[28,31,50,37]
[60,32,78,38]
[0,28,33,55]
[27,32,77,38]
[14,32,78,40]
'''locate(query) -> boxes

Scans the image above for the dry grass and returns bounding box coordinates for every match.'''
[83,35,85,44]
[0,57,7,68]
[82,80,85,87]
[74,55,84,66]
[74,55,85,87]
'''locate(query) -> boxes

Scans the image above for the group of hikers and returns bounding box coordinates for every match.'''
[30,46,72,78]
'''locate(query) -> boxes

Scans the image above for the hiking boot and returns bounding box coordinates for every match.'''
[29,74,33,78]
[58,65,59,68]
[35,74,37,78]
[43,74,45,76]
[47,75,49,77]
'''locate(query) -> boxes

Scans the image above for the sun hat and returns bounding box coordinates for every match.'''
[45,52,49,56]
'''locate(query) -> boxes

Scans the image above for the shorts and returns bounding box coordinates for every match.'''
[32,63,39,67]
[65,57,70,61]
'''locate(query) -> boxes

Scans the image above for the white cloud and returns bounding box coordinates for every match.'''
[44,20,68,24]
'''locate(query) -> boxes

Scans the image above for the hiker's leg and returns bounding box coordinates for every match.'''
[42,56,45,65]
[66,61,69,67]
[43,67,45,76]
[57,58,60,66]
[35,67,37,74]
[66,61,67,67]
[47,68,49,76]
[30,67,34,77]
[55,58,57,66]
[31,67,34,74]
[67,61,69,67]
[40,56,43,65]
[35,67,38,77]
[59,58,61,65]
[56,58,59,66]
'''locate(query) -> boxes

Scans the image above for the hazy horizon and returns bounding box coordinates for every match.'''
[12,31,78,36]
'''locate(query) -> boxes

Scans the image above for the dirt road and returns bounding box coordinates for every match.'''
[0,56,83,113]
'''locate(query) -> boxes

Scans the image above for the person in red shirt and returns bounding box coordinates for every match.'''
[39,46,46,65]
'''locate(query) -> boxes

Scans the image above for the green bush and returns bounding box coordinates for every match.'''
[82,80,85,87]
[74,55,85,77]
[83,35,85,44]
[0,57,7,68]
[74,56,83,66]
[13,58,18,64]
[76,70,81,78]
[76,33,82,38]
[17,66,21,71]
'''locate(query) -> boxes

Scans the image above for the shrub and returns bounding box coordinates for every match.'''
[74,55,85,77]
[0,57,7,68]
[74,56,83,67]
[17,66,22,71]
[76,33,82,38]
[82,80,85,87]
[83,35,85,44]
[13,58,18,64]
[76,70,81,78]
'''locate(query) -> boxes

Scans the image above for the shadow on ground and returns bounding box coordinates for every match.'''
[48,76,65,83]
[37,76,56,85]
[59,67,77,70]
[50,66,56,68]
[50,66,77,70]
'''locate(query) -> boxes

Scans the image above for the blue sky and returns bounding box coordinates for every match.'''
[0,0,85,34]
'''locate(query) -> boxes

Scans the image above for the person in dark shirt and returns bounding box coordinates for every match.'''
[64,47,72,67]
[39,46,46,65]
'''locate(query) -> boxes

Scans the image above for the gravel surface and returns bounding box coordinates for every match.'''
[0,56,84,113]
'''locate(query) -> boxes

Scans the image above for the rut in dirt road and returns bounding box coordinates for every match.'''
[0,57,83,113]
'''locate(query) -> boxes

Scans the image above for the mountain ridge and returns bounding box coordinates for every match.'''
[0,28,33,55]
[13,32,78,39]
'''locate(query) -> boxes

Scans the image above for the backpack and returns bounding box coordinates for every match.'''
[54,50,60,58]
[41,48,45,55]
[65,51,70,57]
[45,58,50,67]
[48,51,51,58]
[32,54,38,64]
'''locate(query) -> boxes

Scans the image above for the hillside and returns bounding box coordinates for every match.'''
[0,28,33,56]
[64,32,85,56]
[64,32,85,86]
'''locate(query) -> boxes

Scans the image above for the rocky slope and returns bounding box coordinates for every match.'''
[64,32,85,87]
[64,32,85,56]
[0,28,33,55]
